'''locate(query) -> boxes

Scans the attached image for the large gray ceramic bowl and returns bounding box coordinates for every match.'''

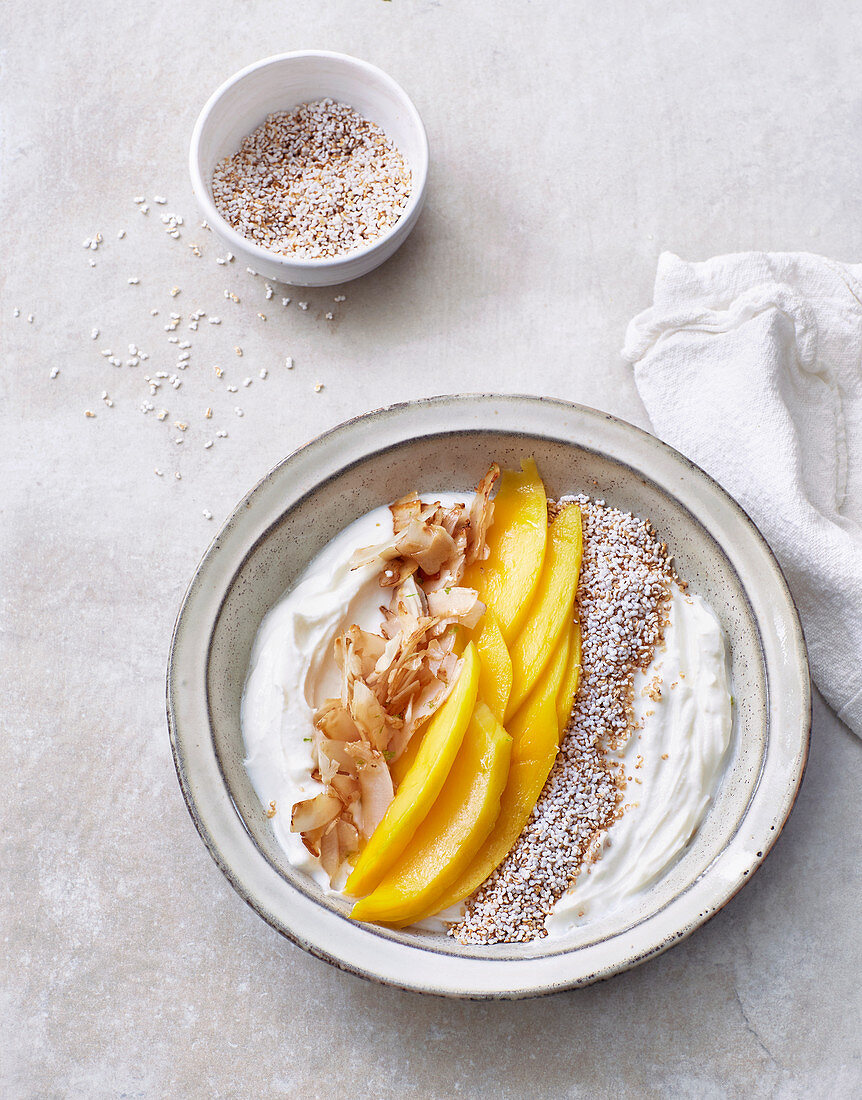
[167,395,810,999]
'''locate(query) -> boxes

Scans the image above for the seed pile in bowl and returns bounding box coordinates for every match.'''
[212,99,412,259]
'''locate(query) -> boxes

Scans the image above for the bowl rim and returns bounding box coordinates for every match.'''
[166,394,811,999]
[188,49,430,272]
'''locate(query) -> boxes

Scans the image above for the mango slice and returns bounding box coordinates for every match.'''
[505,505,583,720]
[472,608,512,724]
[555,620,582,737]
[465,458,547,644]
[349,703,512,925]
[409,625,572,922]
[344,643,480,897]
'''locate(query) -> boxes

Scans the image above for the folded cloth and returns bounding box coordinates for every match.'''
[623,252,862,738]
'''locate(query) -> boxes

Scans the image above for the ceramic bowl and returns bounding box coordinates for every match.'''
[189,51,429,287]
[167,395,810,999]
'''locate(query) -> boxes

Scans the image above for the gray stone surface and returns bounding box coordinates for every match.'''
[2,1,860,1096]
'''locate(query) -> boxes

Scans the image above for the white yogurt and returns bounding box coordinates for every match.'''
[242,501,732,933]
[241,495,469,887]
[545,587,732,934]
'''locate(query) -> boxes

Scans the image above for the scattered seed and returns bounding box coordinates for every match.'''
[154,195,167,204]
[282,297,291,306]
[118,229,126,240]
[155,468,164,477]
[128,277,140,285]
[243,377,252,387]
[234,346,243,356]
[208,317,221,325]
[285,356,294,370]
[257,312,266,321]
[85,410,95,417]
[204,440,214,449]
[234,407,244,417]
[204,407,212,419]
[50,367,59,379]
[216,430,228,438]
[203,509,213,520]
[314,382,324,392]
[259,368,268,379]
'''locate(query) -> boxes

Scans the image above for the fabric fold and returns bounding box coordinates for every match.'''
[623,251,862,738]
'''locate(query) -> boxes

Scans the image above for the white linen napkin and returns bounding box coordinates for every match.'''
[623,252,862,738]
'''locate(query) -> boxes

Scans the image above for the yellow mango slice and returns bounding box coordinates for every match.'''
[344,643,480,897]
[410,626,571,922]
[472,608,512,724]
[349,703,512,925]
[555,620,582,737]
[465,458,547,644]
[505,504,583,720]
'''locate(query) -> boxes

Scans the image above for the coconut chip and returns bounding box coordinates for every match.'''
[291,465,500,884]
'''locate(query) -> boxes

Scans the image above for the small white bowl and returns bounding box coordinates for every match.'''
[189,52,429,287]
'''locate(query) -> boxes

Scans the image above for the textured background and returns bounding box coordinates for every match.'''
[2,1,861,1096]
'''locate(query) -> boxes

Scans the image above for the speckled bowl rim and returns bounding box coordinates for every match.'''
[167,394,810,999]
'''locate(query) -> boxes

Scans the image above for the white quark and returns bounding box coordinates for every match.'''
[545,587,732,935]
[241,494,470,888]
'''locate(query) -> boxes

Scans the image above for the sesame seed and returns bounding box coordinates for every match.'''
[314,382,324,393]
[203,509,213,520]
[216,430,227,438]
[50,367,59,379]
[133,196,145,204]
[174,471,181,480]
[204,407,212,418]
[227,385,238,393]
[259,368,268,379]
[234,407,244,417]
[257,313,266,321]
[208,317,221,325]
[118,230,126,240]
[85,410,95,418]
[27,314,34,323]
[285,356,294,370]
[282,298,291,307]
[204,440,214,449]
[128,277,140,285]
[154,468,163,477]
[234,346,242,356]
[154,195,167,204]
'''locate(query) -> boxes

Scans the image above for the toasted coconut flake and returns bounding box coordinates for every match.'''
[292,464,501,885]
[347,743,395,838]
[426,586,485,630]
[291,790,342,834]
[390,491,421,533]
[397,518,457,575]
[466,462,499,563]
